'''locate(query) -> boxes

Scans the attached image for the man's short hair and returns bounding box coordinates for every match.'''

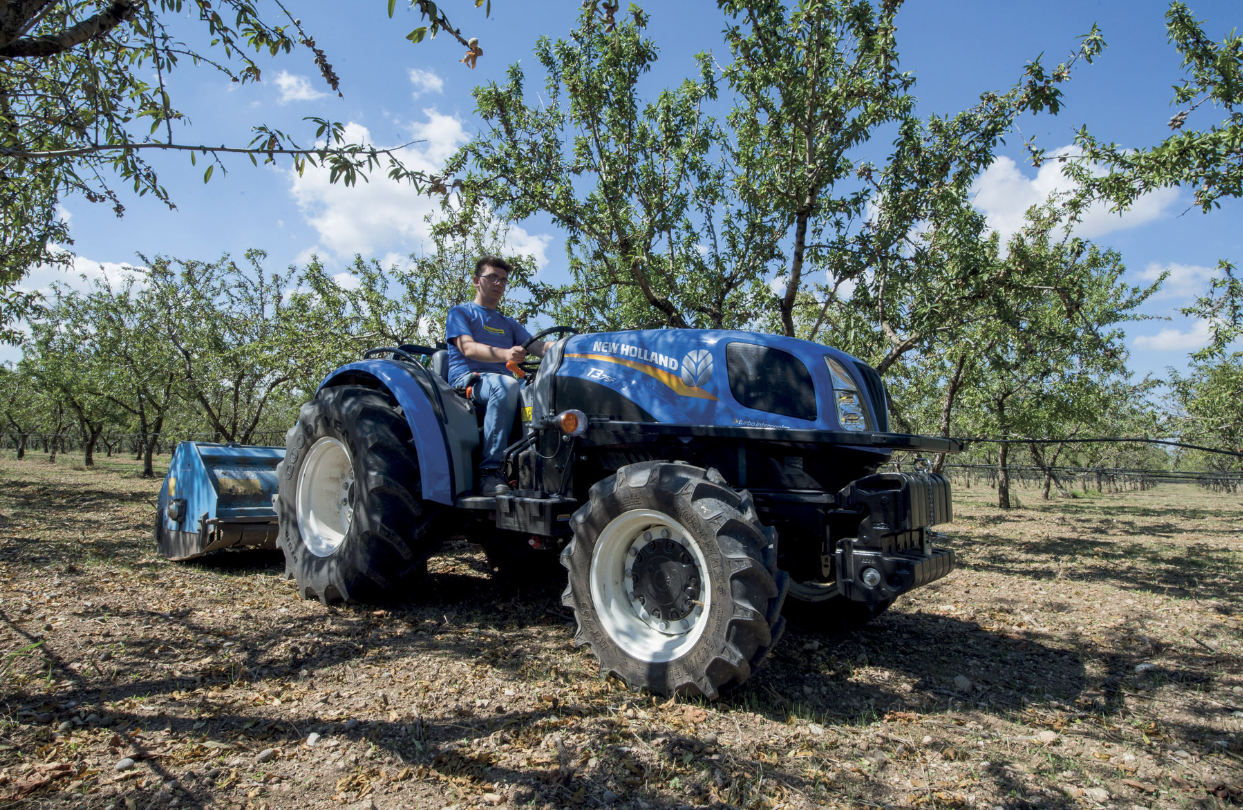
[474,256,512,278]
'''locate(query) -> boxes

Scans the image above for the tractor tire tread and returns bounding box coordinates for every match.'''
[561,461,786,699]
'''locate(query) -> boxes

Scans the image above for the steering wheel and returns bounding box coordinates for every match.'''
[518,326,577,374]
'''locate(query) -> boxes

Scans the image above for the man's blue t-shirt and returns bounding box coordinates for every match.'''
[445,302,533,382]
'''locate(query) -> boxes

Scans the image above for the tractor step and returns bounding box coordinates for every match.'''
[455,493,579,536]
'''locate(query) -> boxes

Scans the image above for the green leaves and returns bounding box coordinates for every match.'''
[1058,3,1242,213]
[443,3,755,331]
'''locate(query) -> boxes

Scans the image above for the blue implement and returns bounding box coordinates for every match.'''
[155,441,285,560]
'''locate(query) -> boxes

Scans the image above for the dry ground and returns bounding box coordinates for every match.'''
[0,454,1240,810]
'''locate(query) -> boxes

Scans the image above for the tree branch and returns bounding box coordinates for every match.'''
[0,0,142,59]
[0,138,421,160]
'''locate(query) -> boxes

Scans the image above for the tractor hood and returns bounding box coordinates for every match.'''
[554,330,888,434]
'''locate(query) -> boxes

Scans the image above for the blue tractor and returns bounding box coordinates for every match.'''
[268,327,960,698]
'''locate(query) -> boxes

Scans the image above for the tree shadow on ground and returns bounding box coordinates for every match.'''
[959,529,1240,602]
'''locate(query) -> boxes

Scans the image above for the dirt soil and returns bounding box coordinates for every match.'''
[0,455,1240,810]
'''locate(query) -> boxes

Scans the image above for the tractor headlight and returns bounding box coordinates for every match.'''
[824,357,874,432]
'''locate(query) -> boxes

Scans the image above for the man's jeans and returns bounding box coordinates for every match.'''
[453,372,521,471]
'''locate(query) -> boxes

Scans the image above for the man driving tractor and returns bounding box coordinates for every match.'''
[445,256,552,496]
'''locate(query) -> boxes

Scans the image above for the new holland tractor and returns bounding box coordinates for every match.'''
[156,328,961,698]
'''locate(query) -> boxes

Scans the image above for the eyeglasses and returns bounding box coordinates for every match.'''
[478,274,507,285]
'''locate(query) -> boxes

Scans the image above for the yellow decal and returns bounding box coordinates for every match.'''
[482,324,505,335]
[522,406,533,422]
[168,476,176,498]
[566,353,720,401]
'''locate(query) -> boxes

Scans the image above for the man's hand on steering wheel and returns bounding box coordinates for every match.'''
[516,326,578,376]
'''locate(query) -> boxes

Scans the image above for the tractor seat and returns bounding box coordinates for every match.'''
[431,349,449,381]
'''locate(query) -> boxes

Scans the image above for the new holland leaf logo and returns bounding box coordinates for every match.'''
[680,350,713,388]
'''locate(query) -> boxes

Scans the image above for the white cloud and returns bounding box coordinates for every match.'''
[408,68,444,99]
[16,250,143,298]
[1132,320,1213,351]
[289,111,551,269]
[1135,261,1220,299]
[503,228,551,272]
[379,251,410,271]
[330,271,362,291]
[971,148,1179,242]
[274,71,327,104]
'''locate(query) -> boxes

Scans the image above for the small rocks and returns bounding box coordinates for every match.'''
[482,792,504,805]
[34,712,53,724]
[99,651,113,662]
[57,720,73,733]
[257,748,277,764]
[802,640,820,652]
[305,732,321,747]
[1134,662,1157,674]
[808,724,825,737]
[343,718,360,731]
[115,758,136,772]
[1083,787,1109,803]
[865,750,888,766]
[602,790,620,805]
[1036,731,1059,744]
[953,675,972,692]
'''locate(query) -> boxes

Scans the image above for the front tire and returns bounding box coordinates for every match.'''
[276,385,443,604]
[561,462,787,699]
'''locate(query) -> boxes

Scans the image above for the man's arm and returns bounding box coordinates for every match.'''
[453,334,529,364]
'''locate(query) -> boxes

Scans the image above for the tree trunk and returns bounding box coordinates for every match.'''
[997,442,1011,509]
[142,414,165,479]
[932,355,968,475]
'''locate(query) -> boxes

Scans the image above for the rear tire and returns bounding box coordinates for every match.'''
[276,385,443,604]
[561,462,787,699]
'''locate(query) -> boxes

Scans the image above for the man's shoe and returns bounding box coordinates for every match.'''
[478,472,511,496]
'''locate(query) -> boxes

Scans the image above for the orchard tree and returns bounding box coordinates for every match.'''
[0,362,34,456]
[0,0,491,340]
[1053,2,1241,213]
[721,0,1102,339]
[141,250,295,444]
[22,288,126,465]
[1168,262,1242,472]
[928,205,1160,507]
[60,274,183,476]
[441,2,781,331]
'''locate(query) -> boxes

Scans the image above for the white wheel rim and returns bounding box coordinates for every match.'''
[589,509,711,663]
[296,437,355,558]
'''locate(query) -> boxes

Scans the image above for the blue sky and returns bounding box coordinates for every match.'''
[14,0,1241,384]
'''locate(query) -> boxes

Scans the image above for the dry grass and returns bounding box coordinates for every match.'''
[0,453,1240,810]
